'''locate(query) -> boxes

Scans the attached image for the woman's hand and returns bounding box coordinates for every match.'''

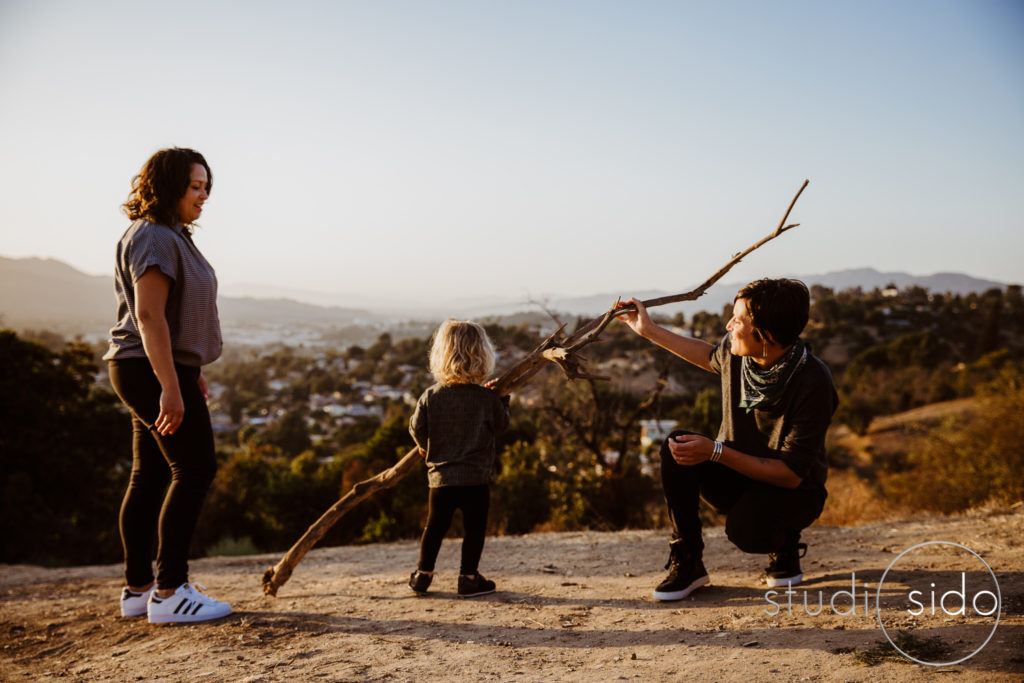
[155,387,185,435]
[666,433,714,465]
[616,297,655,338]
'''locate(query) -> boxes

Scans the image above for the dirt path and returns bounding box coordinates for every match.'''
[2,508,1022,682]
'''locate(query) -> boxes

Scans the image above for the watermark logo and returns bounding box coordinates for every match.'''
[876,541,1001,666]
[761,540,1001,665]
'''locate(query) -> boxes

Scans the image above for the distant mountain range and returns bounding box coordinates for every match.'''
[0,256,378,337]
[455,268,1008,319]
[0,256,1008,338]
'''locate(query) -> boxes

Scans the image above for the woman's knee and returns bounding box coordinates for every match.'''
[660,429,704,462]
[128,465,170,493]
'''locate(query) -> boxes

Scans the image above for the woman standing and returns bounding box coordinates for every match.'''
[104,147,231,623]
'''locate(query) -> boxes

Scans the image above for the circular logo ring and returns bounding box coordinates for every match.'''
[875,540,1001,666]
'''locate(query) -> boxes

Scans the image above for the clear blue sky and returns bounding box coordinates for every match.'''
[1,0,1022,306]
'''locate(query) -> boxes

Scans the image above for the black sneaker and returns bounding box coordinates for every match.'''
[761,542,808,588]
[457,573,496,597]
[409,570,433,595]
[652,541,709,602]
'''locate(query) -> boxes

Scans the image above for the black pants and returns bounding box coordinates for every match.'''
[661,430,825,554]
[417,484,490,575]
[109,358,217,590]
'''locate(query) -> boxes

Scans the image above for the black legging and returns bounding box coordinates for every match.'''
[109,358,217,590]
[661,430,825,554]
[417,484,490,575]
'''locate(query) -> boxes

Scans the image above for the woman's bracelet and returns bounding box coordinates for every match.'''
[709,440,724,463]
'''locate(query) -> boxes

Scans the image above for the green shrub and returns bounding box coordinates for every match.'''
[359,510,402,543]
[492,441,553,534]
[206,536,260,557]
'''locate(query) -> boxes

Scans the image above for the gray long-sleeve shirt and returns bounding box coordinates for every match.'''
[410,382,510,488]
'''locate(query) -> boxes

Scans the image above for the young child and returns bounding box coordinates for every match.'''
[408,319,510,597]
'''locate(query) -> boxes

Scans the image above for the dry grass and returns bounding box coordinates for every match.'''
[822,396,990,525]
[815,469,902,527]
[851,631,952,667]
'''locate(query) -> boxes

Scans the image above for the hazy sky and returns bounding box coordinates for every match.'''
[1,0,1022,307]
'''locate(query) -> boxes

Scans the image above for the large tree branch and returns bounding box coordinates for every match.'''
[552,179,810,365]
[261,179,810,596]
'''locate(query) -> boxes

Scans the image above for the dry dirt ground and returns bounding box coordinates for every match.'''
[2,509,1022,682]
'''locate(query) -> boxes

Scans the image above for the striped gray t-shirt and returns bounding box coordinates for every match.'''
[103,219,222,367]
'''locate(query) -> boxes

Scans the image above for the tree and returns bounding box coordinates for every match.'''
[529,369,666,530]
[688,387,722,437]
[810,285,841,327]
[0,330,131,565]
[974,288,1003,357]
[690,311,721,340]
[266,408,312,457]
[491,441,553,534]
[365,333,393,364]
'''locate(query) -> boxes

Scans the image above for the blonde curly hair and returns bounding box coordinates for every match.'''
[428,319,495,385]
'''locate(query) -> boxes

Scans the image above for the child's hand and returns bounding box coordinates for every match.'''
[484,378,498,389]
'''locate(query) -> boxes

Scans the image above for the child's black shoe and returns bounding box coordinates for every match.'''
[409,570,432,595]
[457,573,496,597]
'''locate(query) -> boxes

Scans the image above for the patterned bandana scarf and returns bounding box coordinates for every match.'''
[738,336,808,412]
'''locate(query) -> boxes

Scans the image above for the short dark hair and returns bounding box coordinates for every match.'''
[735,278,809,347]
[122,147,212,231]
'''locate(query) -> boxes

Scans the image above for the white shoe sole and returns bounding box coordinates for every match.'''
[148,597,232,624]
[652,574,709,601]
[120,605,148,617]
[763,573,803,588]
[148,604,232,624]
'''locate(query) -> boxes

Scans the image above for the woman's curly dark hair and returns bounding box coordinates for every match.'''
[122,147,212,231]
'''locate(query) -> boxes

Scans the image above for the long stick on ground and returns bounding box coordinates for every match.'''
[261,179,809,596]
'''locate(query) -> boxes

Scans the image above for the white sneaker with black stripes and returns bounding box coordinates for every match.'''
[147,582,232,624]
[120,585,155,617]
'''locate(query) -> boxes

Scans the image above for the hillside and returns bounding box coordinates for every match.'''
[0,256,378,337]
[839,397,980,464]
[1,511,1022,681]
[0,257,112,330]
